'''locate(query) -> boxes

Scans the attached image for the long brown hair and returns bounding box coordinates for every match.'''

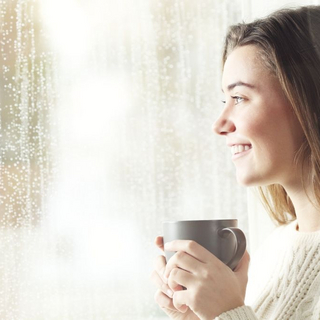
[222,6,320,225]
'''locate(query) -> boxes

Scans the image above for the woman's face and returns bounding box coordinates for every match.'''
[213,45,305,187]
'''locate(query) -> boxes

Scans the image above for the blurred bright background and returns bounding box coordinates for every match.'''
[0,0,318,319]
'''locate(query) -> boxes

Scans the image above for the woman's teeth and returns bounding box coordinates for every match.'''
[231,145,251,155]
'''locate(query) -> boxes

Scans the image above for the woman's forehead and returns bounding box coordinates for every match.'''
[222,45,275,91]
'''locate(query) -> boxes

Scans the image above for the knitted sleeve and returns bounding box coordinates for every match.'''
[215,306,258,320]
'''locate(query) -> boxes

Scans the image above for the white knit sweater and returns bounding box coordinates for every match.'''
[216,221,320,320]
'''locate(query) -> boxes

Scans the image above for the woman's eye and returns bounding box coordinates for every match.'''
[221,99,226,104]
[231,96,244,105]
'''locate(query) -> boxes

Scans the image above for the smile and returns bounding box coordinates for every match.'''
[231,144,252,156]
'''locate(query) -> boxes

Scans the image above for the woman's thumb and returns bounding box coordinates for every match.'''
[234,250,250,295]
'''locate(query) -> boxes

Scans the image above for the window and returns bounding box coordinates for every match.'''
[0,0,253,318]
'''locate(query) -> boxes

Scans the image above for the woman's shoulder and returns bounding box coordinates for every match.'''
[251,219,320,256]
[249,219,320,279]
[253,220,296,251]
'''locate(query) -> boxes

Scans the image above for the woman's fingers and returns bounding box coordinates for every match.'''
[167,267,193,291]
[172,289,190,313]
[164,250,198,279]
[154,289,176,311]
[153,255,168,283]
[150,270,173,298]
[164,240,210,263]
[155,236,164,251]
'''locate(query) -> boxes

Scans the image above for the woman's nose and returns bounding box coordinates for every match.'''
[212,112,236,136]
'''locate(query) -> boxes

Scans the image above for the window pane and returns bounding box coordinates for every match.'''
[0,0,249,318]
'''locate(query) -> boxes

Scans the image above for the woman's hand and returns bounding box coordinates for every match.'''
[164,240,250,320]
[150,236,200,320]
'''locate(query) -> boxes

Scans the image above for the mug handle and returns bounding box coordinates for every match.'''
[219,227,246,270]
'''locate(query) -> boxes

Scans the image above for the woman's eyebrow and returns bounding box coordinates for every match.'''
[221,81,255,92]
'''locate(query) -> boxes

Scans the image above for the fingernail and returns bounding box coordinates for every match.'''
[182,307,188,313]
[163,274,168,284]
[180,305,188,313]
[167,289,173,298]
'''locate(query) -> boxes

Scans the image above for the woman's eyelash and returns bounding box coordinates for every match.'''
[231,96,244,104]
[221,96,244,105]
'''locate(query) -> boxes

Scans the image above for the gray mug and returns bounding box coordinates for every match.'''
[163,219,246,270]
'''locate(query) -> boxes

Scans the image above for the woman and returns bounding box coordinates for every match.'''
[151,5,320,320]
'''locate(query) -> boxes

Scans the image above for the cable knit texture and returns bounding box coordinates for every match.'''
[215,221,320,320]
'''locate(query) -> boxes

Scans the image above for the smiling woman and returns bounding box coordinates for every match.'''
[151,4,320,320]
[3,0,320,319]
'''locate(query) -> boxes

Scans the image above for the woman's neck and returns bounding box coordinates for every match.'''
[285,184,320,232]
